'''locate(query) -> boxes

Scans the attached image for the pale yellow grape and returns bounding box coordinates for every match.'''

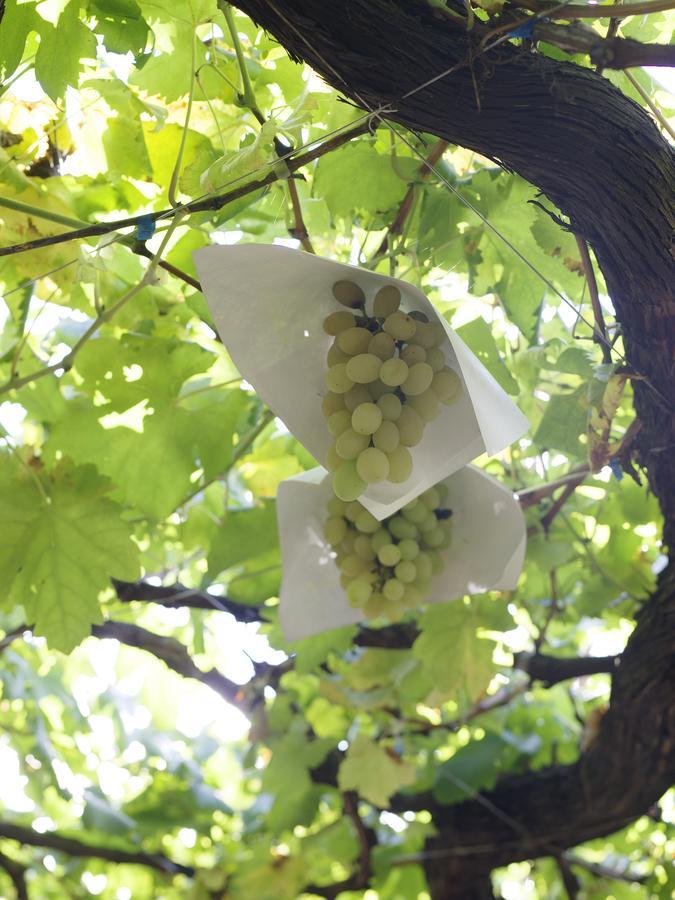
[407,388,439,423]
[347,577,373,607]
[429,322,446,347]
[387,445,413,483]
[325,443,341,471]
[398,405,424,447]
[402,362,434,396]
[428,549,444,574]
[383,310,416,340]
[426,347,445,372]
[327,342,349,366]
[411,321,437,349]
[432,367,462,404]
[398,538,419,560]
[416,552,432,580]
[371,529,390,553]
[395,560,417,583]
[415,579,432,598]
[325,516,347,545]
[322,392,345,416]
[377,543,401,567]
[344,384,372,412]
[354,535,376,561]
[337,326,371,355]
[345,501,362,522]
[409,310,429,322]
[364,591,387,618]
[418,513,437,534]
[437,526,452,549]
[373,420,399,454]
[423,526,445,548]
[346,353,382,384]
[356,446,390,483]
[368,380,391,400]
[323,310,356,335]
[328,409,352,436]
[351,402,382,435]
[380,357,408,387]
[335,428,370,460]
[333,460,367,501]
[327,496,348,516]
[402,499,427,524]
[326,363,353,394]
[400,344,426,366]
[339,572,351,590]
[373,284,401,317]
[355,508,380,534]
[420,487,440,510]
[377,393,402,421]
[383,578,405,602]
[402,585,422,608]
[342,553,368,576]
[333,279,365,308]
[368,332,396,361]
[388,515,416,540]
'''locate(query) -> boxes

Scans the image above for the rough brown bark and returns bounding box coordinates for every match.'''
[229,1,675,895]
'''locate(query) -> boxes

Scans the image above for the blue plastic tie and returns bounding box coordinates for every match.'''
[135,214,156,241]
[609,458,623,481]
[509,19,537,38]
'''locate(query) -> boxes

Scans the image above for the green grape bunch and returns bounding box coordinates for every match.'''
[324,483,453,619]
[322,279,462,502]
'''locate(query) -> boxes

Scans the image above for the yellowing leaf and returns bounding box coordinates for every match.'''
[338,735,416,807]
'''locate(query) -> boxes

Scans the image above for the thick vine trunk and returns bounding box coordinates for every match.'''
[231,1,675,894]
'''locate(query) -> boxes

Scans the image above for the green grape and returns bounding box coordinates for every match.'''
[347,577,373,607]
[344,384,372,412]
[346,353,382,384]
[373,420,399,453]
[415,552,432,580]
[322,392,345,417]
[333,460,367,501]
[328,409,352,436]
[398,538,419,560]
[337,326,372,355]
[398,406,424,446]
[342,530,357,552]
[402,500,427,524]
[345,501,362,523]
[355,508,380,534]
[364,591,387,618]
[373,284,401,317]
[368,379,391,400]
[437,525,452,549]
[402,362,434,396]
[428,549,444,575]
[354,534,376,561]
[333,279,365,308]
[383,578,405,602]
[326,363,353,394]
[380,357,408,387]
[324,310,356,335]
[415,578,432,597]
[429,322,446,346]
[339,572,352,590]
[387,445,413,483]
[368,332,396,360]
[324,516,347,545]
[400,344,426,366]
[407,388,439,423]
[417,512,437,534]
[377,392,402,421]
[377,543,401,566]
[327,342,349,366]
[401,585,422,608]
[371,528,390,553]
[388,515,417,540]
[335,428,370,460]
[395,560,417,583]
[356,446,390,483]
[432,367,462,404]
[383,310,416,340]
[425,347,445,372]
[411,321,437,349]
[342,553,368,576]
[409,311,429,322]
[420,487,440,509]
[325,443,341,471]
[423,526,445,548]
[327,496,348,516]
[351,402,383,435]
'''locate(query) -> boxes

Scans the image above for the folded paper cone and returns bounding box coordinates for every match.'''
[276,466,526,641]
[194,244,528,519]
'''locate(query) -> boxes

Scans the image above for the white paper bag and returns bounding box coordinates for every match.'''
[276,465,526,641]
[194,244,528,519]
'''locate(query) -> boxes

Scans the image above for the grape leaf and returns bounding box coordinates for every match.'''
[338,735,416,807]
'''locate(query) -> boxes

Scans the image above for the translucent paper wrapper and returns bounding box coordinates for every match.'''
[194,244,528,519]
[276,466,526,641]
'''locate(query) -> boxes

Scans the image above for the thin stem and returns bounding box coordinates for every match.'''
[0,195,87,230]
[168,34,198,207]
[287,177,315,252]
[575,234,611,363]
[511,0,675,18]
[623,69,675,142]
[221,2,258,111]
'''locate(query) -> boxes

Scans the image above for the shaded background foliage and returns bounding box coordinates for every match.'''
[0,0,673,897]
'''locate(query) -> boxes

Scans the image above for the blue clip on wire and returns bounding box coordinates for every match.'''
[135,214,156,242]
